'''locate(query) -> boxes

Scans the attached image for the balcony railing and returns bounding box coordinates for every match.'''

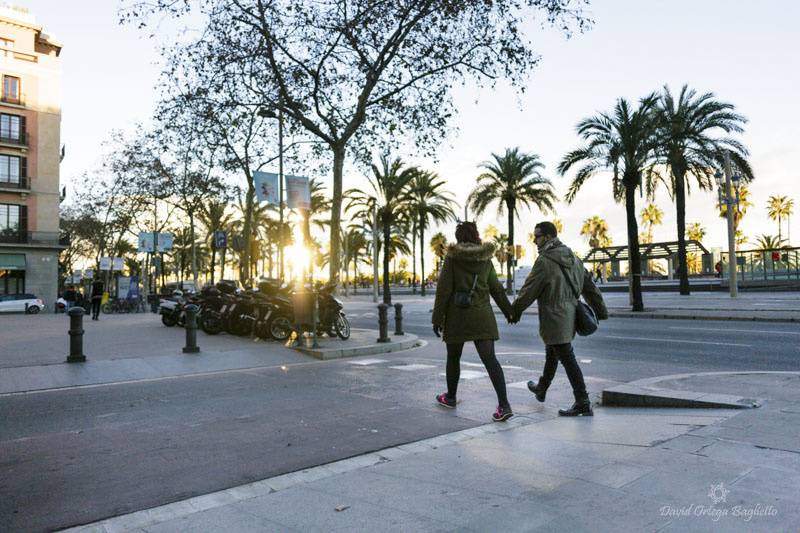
[0,176,28,190]
[0,94,24,106]
[0,230,65,245]
[0,131,27,146]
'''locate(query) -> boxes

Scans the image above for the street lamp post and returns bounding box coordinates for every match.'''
[715,151,740,298]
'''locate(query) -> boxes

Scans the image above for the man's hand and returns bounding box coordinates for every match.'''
[432,324,442,338]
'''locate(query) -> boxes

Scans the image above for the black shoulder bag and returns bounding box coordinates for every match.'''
[453,274,478,309]
[546,257,598,336]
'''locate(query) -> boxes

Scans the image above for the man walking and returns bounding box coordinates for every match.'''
[512,221,608,416]
[90,279,104,321]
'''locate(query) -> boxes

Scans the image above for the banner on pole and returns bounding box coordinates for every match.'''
[128,276,140,301]
[113,257,124,271]
[254,171,280,204]
[138,232,154,252]
[285,175,310,210]
[156,233,173,252]
[117,276,131,298]
[84,268,93,279]
[99,257,112,271]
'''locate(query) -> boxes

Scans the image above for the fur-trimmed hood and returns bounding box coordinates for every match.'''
[445,242,496,263]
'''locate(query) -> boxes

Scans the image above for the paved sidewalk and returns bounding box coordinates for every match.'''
[67,372,800,532]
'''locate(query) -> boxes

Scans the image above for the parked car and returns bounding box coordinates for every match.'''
[0,293,45,314]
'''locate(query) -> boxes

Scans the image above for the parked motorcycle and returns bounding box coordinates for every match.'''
[316,282,350,340]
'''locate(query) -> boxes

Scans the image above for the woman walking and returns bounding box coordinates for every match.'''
[432,221,515,421]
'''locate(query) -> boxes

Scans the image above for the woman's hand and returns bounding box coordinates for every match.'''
[432,324,442,338]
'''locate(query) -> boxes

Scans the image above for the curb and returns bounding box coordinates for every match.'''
[292,330,421,360]
[601,371,800,409]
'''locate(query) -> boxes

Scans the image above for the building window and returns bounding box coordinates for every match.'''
[0,203,26,242]
[0,269,25,294]
[0,154,22,184]
[0,113,24,143]
[2,75,20,103]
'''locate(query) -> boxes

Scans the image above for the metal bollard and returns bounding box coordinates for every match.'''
[377,303,391,343]
[183,304,200,354]
[66,307,87,363]
[394,303,404,335]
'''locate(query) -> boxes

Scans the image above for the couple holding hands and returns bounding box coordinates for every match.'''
[431,220,608,421]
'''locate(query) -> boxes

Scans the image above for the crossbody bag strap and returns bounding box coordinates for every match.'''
[468,273,478,296]
[544,255,580,300]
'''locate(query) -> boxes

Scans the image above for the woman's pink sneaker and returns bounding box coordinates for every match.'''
[492,405,513,422]
[436,393,456,409]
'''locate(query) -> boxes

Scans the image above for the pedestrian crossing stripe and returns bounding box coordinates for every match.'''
[388,364,436,371]
[348,359,388,366]
[439,370,486,380]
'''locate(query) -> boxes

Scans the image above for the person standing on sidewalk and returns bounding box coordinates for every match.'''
[90,279,104,321]
[432,221,516,422]
[512,221,608,416]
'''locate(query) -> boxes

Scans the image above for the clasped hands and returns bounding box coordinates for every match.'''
[432,308,520,338]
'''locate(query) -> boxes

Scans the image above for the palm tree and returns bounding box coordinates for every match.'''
[580,216,611,249]
[755,234,788,250]
[719,184,753,250]
[686,222,706,274]
[560,94,661,312]
[345,155,415,303]
[552,218,564,235]
[342,227,369,295]
[198,200,234,284]
[429,231,448,278]
[767,195,794,242]
[640,203,664,244]
[657,85,753,294]
[468,147,556,293]
[407,170,457,296]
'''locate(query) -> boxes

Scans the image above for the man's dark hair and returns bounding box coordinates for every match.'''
[455,221,481,244]
[535,221,558,238]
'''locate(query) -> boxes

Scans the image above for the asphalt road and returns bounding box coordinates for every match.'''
[1,297,799,531]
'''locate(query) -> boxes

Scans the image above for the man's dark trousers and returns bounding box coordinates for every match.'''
[540,343,589,404]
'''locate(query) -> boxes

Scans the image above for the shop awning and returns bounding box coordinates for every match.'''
[0,254,26,270]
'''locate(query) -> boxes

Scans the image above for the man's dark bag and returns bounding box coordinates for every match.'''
[453,274,478,309]
[546,257,598,336]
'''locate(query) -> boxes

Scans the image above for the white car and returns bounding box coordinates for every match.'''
[0,293,45,314]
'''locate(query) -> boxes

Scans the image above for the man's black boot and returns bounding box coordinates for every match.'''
[527,380,547,403]
[558,402,593,417]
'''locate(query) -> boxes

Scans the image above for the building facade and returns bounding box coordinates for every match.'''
[0,5,62,308]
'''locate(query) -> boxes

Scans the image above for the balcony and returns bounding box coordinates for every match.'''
[0,230,65,246]
[0,94,24,106]
[0,131,27,147]
[0,176,29,191]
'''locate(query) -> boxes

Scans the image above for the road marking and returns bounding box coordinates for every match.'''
[669,326,800,336]
[440,370,486,380]
[461,361,524,370]
[602,334,751,347]
[580,359,592,364]
[496,351,545,356]
[388,364,436,371]
[508,381,531,389]
[348,358,388,366]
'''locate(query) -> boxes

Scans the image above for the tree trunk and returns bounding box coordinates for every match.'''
[189,211,198,289]
[674,168,690,295]
[625,183,644,311]
[210,246,216,285]
[328,144,346,289]
[420,221,427,297]
[241,181,255,285]
[383,211,392,304]
[411,224,417,295]
[506,200,515,294]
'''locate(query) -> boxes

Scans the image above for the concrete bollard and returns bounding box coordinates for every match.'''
[377,303,391,343]
[183,304,200,354]
[394,303,404,336]
[66,307,87,363]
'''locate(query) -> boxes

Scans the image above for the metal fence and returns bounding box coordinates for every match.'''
[720,247,800,281]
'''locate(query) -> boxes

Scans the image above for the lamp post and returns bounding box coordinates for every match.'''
[715,151,740,297]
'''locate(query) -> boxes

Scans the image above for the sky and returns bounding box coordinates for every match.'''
[18,0,800,267]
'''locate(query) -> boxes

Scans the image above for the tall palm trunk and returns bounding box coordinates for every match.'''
[625,182,644,311]
[210,246,216,284]
[382,211,392,304]
[411,226,417,294]
[674,166,690,295]
[419,220,426,297]
[506,200,515,294]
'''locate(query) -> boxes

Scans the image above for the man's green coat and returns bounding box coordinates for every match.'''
[432,242,513,344]
[512,238,608,345]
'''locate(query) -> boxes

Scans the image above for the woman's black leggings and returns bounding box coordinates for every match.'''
[446,340,509,408]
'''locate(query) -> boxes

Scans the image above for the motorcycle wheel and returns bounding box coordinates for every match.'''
[334,314,351,340]
[200,314,223,335]
[268,315,293,341]
[161,313,178,327]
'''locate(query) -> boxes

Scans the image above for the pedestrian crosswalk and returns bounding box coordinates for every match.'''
[346,357,536,382]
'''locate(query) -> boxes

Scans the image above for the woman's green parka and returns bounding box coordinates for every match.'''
[431,242,513,344]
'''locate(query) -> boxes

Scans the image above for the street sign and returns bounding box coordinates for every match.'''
[214,230,227,249]
[736,256,746,266]
[117,276,130,298]
[113,257,124,271]
[285,175,310,209]
[139,232,173,252]
[84,268,94,279]
[254,171,280,204]
[99,257,112,271]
